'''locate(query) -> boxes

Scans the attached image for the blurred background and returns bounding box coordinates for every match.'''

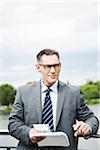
[0,0,100,149]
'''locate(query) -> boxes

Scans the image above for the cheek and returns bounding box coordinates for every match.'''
[42,71,48,78]
[57,69,61,74]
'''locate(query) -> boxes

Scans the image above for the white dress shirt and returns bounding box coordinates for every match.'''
[41,81,58,131]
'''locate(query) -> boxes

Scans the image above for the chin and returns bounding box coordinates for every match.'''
[47,76,58,84]
[49,79,57,84]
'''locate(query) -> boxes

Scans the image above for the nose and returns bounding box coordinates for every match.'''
[50,66,56,72]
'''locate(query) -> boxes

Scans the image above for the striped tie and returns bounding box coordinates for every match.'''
[42,89,54,132]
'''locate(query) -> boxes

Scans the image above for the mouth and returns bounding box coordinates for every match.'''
[49,75,57,79]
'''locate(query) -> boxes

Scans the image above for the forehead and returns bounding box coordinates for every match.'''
[40,54,59,64]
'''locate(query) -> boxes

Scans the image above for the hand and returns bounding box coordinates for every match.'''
[73,121,92,137]
[29,128,46,143]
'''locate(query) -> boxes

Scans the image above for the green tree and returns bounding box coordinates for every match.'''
[94,81,100,91]
[0,84,16,106]
[81,84,99,99]
[81,81,100,104]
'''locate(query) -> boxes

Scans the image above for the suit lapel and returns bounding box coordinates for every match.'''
[33,81,42,123]
[56,81,67,128]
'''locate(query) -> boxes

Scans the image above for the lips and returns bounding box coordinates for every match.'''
[49,75,57,78]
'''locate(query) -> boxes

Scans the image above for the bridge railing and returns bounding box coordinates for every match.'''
[0,129,100,150]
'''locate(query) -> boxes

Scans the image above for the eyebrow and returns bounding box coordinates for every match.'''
[39,63,60,65]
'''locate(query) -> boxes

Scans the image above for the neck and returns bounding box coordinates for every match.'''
[42,80,56,88]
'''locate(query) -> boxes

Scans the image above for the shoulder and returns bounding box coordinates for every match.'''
[17,80,40,92]
[59,80,80,92]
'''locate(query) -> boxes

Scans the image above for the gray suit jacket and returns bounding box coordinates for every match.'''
[8,80,99,150]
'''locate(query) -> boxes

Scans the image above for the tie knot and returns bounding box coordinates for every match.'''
[46,88,52,93]
[45,88,52,101]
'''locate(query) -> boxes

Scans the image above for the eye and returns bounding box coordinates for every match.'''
[47,65,52,68]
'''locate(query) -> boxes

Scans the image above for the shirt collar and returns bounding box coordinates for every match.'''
[41,81,58,93]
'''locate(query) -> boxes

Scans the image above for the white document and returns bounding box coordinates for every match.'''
[33,124,50,132]
[32,132,70,147]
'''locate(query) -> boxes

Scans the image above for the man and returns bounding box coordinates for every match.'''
[8,49,99,150]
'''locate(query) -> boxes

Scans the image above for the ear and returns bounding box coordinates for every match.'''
[35,64,41,73]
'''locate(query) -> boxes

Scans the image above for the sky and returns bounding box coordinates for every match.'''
[0,0,100,88]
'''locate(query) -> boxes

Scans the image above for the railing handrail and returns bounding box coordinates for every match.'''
[0,129,100,138]
[0,129,9,135]
[0,129,100,150]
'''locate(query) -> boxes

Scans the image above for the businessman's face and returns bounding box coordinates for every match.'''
[36,54,61,87]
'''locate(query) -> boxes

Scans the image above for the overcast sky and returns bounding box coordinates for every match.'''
[0,0,99,88]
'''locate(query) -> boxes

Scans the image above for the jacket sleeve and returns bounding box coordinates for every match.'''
[8,87,31,146]
[76,88,99,136]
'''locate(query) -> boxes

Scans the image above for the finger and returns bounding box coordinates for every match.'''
[37,136,46,142]
[74,125,91,136]
[83,128,90,135]
[74,130,79,137]
[74,129,84,137]
[83,126,92,135]
[73,121,85,136]
[31,137,37,143]
[73,121,82,131]
[81,124,89,133]
[78,123,86,134]
[78,123,91,135]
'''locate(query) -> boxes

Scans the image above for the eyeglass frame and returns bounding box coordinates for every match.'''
[39,62,61,71]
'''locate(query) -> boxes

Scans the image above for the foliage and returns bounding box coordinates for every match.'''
[84,98,100,105]
[0,105,12,115]
[0,84,16,106]
[0,81,100,108]
[81,80,100,104]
